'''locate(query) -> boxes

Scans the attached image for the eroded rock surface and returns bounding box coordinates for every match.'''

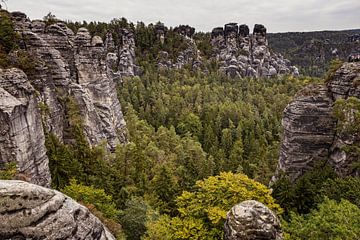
[274,61,360,181]
[10,11,128,151]
[211,23,299,78]
[0,11,130,186]
[0,68,51,187]
[156,24,204,71]
[224,200,283,240]
[0,180,115,240]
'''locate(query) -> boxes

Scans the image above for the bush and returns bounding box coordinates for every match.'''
[272,163,336,216]
[0,162,17,180]
[284,198,360,240]
[0,10,18,53]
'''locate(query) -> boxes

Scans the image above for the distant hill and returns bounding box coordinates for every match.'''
[268,29,360,76]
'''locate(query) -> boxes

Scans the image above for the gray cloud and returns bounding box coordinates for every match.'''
[5,0,360,32]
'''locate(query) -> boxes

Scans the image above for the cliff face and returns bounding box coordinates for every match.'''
[0,12,130,187]
[211,23,299,78]
[0,180,115,240]
[275,61,360,181]
[0,69,51,187]
[11,13,128,150]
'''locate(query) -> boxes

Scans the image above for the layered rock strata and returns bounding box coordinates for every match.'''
[0,69,51,187]
[224,200,283,240]
[211,23,299,78]
[0,11,129,186]
[0,180,115,240]
[274,61,360,181]
[10,12,128,151]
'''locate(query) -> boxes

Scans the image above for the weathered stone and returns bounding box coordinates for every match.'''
[118,29,137,77]
[0,69,51,187]
[327,62,360,177]
[275,84,336,181]
[239,24,250,37]
[211,23,298,78]
[92,35,104,47]
[225,23,238,37]
[0,180,115,240]
[104,32,116,52]
[156,25,204,71]
[273,62,360,181]
[224,200,283,240]
[174,25,195,38]
[75,27,91,47]
[253,24,267,36]
[212,27,224,38]
[14,18,128,151]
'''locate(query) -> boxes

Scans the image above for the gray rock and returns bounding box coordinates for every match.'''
[0,180,115,240]
[224,200,283,240]
[275,84,336,181]
[156,25,204,71]
[12,18,129,151]
[118,29,138,77]
[92,35,104,47]
[75,27,92,47]
[211,23,298,79]
[0,68,51,187]
[273,62,360,181]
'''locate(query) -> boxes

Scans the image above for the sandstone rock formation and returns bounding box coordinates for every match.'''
[117,29,140,77]
[10,11,128,150]
[224,200,283,240]
[156,24,204,71]
[0,180,115,240]
[211,23,299,78]
[274,61,360,181]
[0,69,51,187]
[0,11,129,187]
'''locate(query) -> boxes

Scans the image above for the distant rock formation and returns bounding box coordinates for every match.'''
[224,200,283,240]
[117,29,140,77]
[211,23,299,78]
[273,61,360,182]
[0,180,115,240]
[156,24,204,71]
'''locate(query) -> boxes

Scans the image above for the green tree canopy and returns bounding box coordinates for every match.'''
[144,172,282,240]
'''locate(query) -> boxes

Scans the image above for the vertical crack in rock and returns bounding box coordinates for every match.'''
[0,69,51,187]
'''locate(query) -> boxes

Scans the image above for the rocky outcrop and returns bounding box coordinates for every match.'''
[156,25,204,71]
[274,61,360,181]
[0,69,51,187]
[0,11,129,186]
[211,23,299,78]
[117,29,140,77]
[0,180,115,240]
[10,12,128,151]
[224,200,283,240]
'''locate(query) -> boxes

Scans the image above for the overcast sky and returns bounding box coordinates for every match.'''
[4,0,360,33]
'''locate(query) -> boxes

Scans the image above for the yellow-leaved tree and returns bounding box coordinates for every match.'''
[144,172,282,240]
